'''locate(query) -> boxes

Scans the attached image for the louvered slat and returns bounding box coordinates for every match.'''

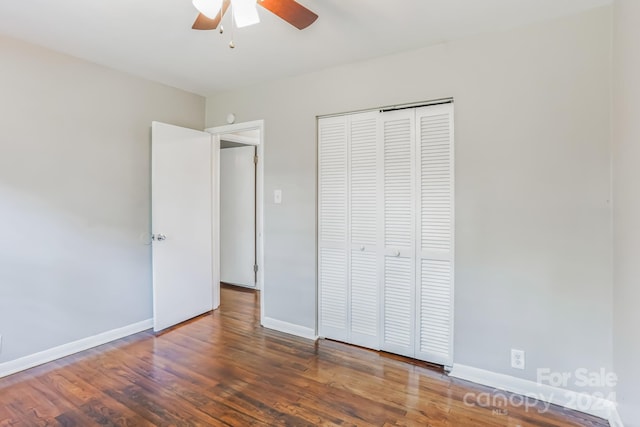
[351,250,378,344]
[415,104,454,366]
[383,256,413,356]
[384,117,413,249]
[419,259,452,362]
[349,114,379,348]
[420,113,452,252]
[319,248,348,331]
[319,120,347,243]
[350,117,377,246]
[381,110,415,357]
[318,117,348,341]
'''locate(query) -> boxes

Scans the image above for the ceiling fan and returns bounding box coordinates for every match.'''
[192,0,318,31]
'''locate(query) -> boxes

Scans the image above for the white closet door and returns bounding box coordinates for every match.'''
[414,104,455,366]
[349,112,380,349]
[318,103,455,367]
[318,116,349,341]
[380,110,416,358]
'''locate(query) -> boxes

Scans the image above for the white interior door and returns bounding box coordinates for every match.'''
[220,146,256,288]
[151,121,213,332]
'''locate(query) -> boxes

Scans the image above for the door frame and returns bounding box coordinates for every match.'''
[206,120,265,324]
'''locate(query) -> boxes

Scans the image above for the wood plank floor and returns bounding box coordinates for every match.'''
[0,284,609,426]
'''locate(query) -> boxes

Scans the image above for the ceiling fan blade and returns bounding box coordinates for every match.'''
[259,0,318,30]
[192,0,231,30]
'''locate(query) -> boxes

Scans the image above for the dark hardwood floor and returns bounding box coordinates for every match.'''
[0,284,609,426]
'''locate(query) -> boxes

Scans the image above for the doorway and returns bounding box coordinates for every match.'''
[220,135,257,289]
[206,120,265,324]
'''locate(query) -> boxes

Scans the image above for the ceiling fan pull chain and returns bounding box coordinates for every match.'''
[229,3,236,49]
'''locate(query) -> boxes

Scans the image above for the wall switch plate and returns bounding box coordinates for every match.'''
[511,348,525,370]
[274,189,282,204]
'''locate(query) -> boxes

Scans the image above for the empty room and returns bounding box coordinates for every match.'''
[0,0,638,426]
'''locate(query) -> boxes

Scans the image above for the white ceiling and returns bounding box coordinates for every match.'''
[0,0,611,96]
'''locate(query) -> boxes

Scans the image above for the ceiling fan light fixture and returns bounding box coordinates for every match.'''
[192,0,223,19]
[231,0,260,28]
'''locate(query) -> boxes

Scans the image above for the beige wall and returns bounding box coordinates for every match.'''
[206,7,613,391]
[613,0,640,424]
[0,34,205,363]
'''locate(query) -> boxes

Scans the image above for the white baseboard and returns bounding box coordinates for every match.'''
[262,317,318,341]
[0,319,153,379]
[449,364,623,426]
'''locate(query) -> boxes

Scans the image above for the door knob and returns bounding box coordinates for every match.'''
[360,245,365,251]
[394,249,401,257]
[154,234,167,241]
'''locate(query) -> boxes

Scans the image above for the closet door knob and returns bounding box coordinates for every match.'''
[360,245,365,251]
[394,250,401,257]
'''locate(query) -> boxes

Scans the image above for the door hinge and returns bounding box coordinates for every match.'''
[253,264,259,273]
[254,155,258,164]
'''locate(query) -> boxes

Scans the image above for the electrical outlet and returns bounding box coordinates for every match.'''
[511,349,525,370]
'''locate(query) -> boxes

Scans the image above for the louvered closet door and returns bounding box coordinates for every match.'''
[349,112,380,349]
[380,109,416,358]
[414,104,454,366]
[318,116,349,341]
